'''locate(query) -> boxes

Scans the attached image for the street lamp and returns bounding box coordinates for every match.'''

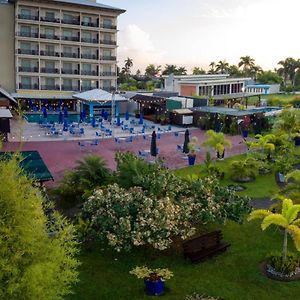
[241,86,247,108]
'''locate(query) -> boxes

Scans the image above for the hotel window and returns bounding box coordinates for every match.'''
[63,79,72,88]
[45,44,54,54]
[20,8,31,17]
[21,59,31,68]
[82,32,92,42]
[45,27,55,38]
[45,61,55,70]
[102,80,111,90]
[103,18,112,27]
[82,80,91,89]
[63,13,74,22]
[63,62,72,71]
[45,77,55,87]
[82,16,91,24]
[45,11,55,20]
[20,42,30,51]
[63,29,72,39]
[20,25,31,36]
[21,76,31,86]
[103,49,111,57]
[82,64,91,72]
[103,33,111,41]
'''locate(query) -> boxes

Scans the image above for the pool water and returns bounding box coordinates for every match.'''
[25,113,88,123]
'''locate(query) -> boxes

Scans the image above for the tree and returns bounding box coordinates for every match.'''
[208,62,216,74]
[228,64,242,77]
[278,58,292,88]
[238,55,256,77]
[177,66,187,75]
[202,130,232,158]
[282,170,300,201]
[122,57,133,77]
[248,198,300,261]
[246,134,276,159]
[192,67,206,75]
[215,60,230,74]
[145,64,161,77]
[0,156,79,299]
[229,157,260,182]
[257,70,282,84]
[162,64,178,75]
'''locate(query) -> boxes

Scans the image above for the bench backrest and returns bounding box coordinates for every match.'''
[183,230,222,253]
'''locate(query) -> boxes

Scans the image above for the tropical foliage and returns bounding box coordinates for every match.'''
[130,266,173,280]
[229,157,260,182]
[202,130,232,157]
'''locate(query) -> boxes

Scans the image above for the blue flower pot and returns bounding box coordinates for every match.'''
[144,279,165,296]
[188,155,196,166]
[242,130,248,138]
[295,137,300,146]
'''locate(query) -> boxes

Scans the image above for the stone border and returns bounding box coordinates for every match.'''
[259,262,300,282]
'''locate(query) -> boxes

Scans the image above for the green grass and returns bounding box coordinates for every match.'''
[247,93,299,106]
[68,221,300,300]
[174,154,279,198]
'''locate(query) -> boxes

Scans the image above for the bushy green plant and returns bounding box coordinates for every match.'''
[185,294,222,300]
[266,252,299,275]
[229,121,238,135]
[130,266,173,281]
[229,157,260,182]
[275,155,294,175]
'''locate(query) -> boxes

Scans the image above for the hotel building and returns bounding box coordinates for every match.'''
[0,0,125,111]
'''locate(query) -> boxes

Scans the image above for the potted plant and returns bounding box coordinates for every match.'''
[130,266,173,296]
[160,115,166,125]
[187,137,198,166]
[134,109,140,118]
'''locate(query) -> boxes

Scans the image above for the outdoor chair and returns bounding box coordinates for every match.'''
[174,132,179,137]
[78,141,86,151]
[126,136,133,143]
[157,133,161,140]
[79,128,85,135]
[177,144,183,151]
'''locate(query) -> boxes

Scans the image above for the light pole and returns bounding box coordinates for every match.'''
[241,86,247,108]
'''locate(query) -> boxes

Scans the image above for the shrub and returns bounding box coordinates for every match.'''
[266,252,299,275]
[229,157,260,182]
[185,294,222,300]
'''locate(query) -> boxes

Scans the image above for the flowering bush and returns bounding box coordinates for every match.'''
[130,266,173,281]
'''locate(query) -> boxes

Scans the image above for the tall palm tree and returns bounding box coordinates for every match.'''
[123,57,133,76]
[238,56,256,77]
[277,58,291,88]
[228,64,242,77]
[248,198,300,261]
[192,67,206,75]
[215,60,230,74]
[246,134,276,159]
[162,64,178,75]
[176,66,187,75]
[145,64,161,77]
[208,62,216,74]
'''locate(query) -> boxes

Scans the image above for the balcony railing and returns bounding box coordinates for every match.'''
[19,83,39,90]
[81,21,98,27]
[61,52,79,58]
[41,68,59,74]
[100,55,116,61]
[40,16,60,23]
[81,54,98,60]
[101,72,116,76]
[40,50,60,57]
[81,37,98,44]
[61,19,80,25]
[61,69,79,75]
[41,85,60,90]
[100,39,116,46]
[81,86,95,91]
[61,36,80,42]
[100,23,117,30]
[18,31,39,38]
[81,70,98,76]
[102,86,114,92]
[18,49,39,55]
[62,85,79,91]
[18,14,39,21]
[18,66,39,73]
[40,33,60,40]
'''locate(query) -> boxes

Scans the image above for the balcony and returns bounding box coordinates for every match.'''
[81,21,98,28]
[100,56,116,61]
[81,37,98,44]
[41,68,59,74]
[100,39,117,46]
[41,85,60,90]
[81,86,94,91]
[19,83,39,90]
[61,69,79,75]
[40,33,60,40]
[18,49,39,55]
[40,50,60,57]
[81,54,98,60]
[18,14,39,21]
[18,66,39,73]
[61,52,79,58]
[100,23,117,30]
[62,85,79,91]
[61,19,80,25]
[40,16,60,23]
[18,31,39,38]
[101,71,116,76]
[81,70,98,76]
[61,36,80,42]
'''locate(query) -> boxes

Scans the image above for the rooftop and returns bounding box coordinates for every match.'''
[73,88,127,102]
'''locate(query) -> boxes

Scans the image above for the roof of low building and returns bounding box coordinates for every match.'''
[172,109,193,114]
[0,87,17,104]
[73,88,127,102]
[0,108,13,118]
[12,92,74,100]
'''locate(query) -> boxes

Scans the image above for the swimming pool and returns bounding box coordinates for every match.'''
[25,113,82,123]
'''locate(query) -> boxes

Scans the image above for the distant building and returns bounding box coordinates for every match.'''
[246,84,280,95]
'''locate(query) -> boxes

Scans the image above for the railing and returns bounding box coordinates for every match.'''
[41,85,60,90]
[62,85,79,91]
[102,86,114,92]
[81,21,98,27]
[40,17,60,23]
[100,55,116,61]
[61,52,79,58]
[61,19,80,25]
[18,66,39,72]
[61,36,80,42]
[100,39,117,45]
[101,72,116,76]
[41,68,59,74]
[18,31,39,38]
[40,33,60,40]
[100,23,117,30]
[81,70,98,76]
[81,54,98,60]
[19,83,39,90]
[18,49,39,55]
[61,69,79,75]
[81,37,98,44]
[81,86,95,91]
[18,14,39,21]
[40,50,60,57]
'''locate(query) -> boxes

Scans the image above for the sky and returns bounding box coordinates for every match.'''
[103,0,300,73]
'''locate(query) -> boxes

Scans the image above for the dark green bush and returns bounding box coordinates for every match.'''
[267,252,299,275]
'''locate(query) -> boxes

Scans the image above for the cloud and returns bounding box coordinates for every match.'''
[118,24,166,72]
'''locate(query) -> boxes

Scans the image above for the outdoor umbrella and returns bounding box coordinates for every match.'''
[91,116,96,128]
[139,113,143,125]
[125,110,129,121]
[150,131,157,157]
[183,129,190,154]
[42,106,47,119]
[117,115,121,126]
[63,106,68,118]
[58,111,63,124]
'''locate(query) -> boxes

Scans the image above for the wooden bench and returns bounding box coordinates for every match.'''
[182,230,230,263]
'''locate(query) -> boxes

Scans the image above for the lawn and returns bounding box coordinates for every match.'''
[247,93,299,106]
[174,154,279,198]
[68,220,300,300]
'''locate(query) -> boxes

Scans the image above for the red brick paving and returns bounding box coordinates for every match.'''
[3,129,247,186]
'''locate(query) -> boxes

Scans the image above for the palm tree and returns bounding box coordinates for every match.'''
[145,64,161,77]
[238,56,256,77]
[228,64,242,77]
[192,67,206,75]
[215,60,229,74]
[282,170,300,201]
[123,57,133,77]
[246,134,276,159]
[278,58,291,88]
[176,66,187,75]
[248,198,300,261]
[162,64,178,75]
[208,62,216,74]
[229,157,260,182]
[202,130,232,159]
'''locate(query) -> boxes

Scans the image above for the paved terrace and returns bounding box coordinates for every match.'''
[3,128,247,187]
